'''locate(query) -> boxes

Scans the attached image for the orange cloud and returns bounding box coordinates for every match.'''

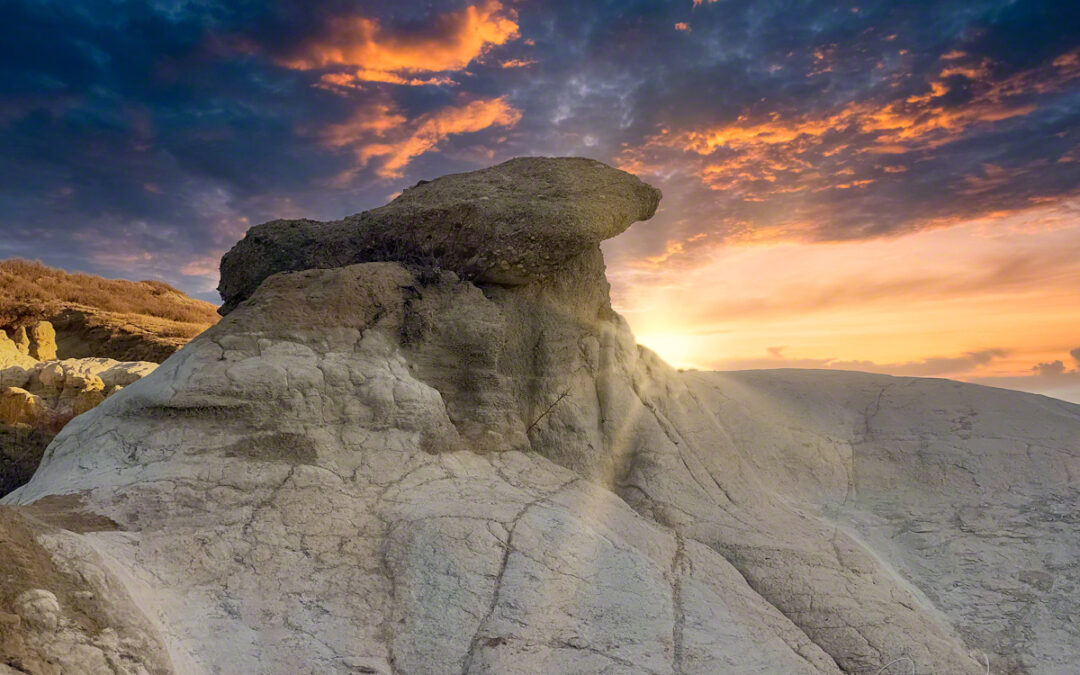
[279,1,519,86]
[316,71,454,92]
[323,96,521,178]
[500,58,537,68]
[621,47,1080,202]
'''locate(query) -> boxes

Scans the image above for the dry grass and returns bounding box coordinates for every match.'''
[0,259,219,329]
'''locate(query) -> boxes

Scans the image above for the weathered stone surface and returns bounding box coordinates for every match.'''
[0,505,174,674]
[217,157,661,314]
[28,320,57,361]
[12,325,30,355]
[0,388,49,427]
[684,369,1080,674]
[0,329,36,369]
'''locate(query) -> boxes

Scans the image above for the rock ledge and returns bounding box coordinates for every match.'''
[217,157,661,314]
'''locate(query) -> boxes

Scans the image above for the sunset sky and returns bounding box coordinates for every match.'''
[2,0,1079,402]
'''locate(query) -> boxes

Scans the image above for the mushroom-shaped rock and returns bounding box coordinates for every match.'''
[218,157,661,314]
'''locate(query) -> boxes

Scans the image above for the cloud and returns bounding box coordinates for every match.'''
[275,0,519,86]
[625,46,1080,200]
[322,96,522,178]
[1033,360,1067,377]
[969,351,1080,404]
[715,348,1009,378]
[500,58,537,69]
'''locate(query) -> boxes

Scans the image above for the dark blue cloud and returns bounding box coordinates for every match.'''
[0,0,1078,301]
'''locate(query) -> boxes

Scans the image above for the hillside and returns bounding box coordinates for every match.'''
[0,259,219,362]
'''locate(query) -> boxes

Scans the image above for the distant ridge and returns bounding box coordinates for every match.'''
[0,259,218,362]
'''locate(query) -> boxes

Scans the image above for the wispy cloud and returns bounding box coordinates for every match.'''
[322,96,522,178]
[276,0,519,88]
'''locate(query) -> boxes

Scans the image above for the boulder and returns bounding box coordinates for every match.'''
[217,157,661,314]
[27,321,57,361]
[13,589,61,632]
[0,388,49,428]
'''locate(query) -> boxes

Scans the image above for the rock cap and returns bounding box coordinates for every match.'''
[218,157,661,314]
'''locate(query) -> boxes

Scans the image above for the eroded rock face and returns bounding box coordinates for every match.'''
[217,157,661,314]
[1,157,1074,674]
[28,321,57,361]
[684,370,1080,674]
[0,329,37,369]
[0,505,173,674]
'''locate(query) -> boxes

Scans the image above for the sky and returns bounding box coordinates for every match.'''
[2,0,1079,403]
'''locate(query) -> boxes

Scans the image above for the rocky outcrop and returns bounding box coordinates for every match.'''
[1,358,157,495]
[1,358,156,426]
[1,158,1074,674]
[217,156,661,314]
[12,326,30,355]
[27,321,57,361]
[1,322,59,362]
[0,329,36,369]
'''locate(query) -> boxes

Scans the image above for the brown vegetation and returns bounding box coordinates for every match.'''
[0,259,219,329]
[0,259,218,361]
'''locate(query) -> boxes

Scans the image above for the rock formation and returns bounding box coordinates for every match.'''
[217,156,661,314]
[0,158,1076,674]
[0,329,36,369]
[1,358,157,494]
[27,321,57,361]
[11,326,30,355]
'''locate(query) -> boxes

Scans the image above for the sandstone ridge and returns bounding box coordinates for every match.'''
[1,158,1075,674]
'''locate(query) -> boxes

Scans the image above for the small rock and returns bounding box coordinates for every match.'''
[0,387,49,427]
[13,589,61,632]
[72,389,106,416]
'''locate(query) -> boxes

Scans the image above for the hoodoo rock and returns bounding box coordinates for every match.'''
[1,158,1076,674]
[217,156,661,314]
[0,329,36,369]
[27,321,57,361]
